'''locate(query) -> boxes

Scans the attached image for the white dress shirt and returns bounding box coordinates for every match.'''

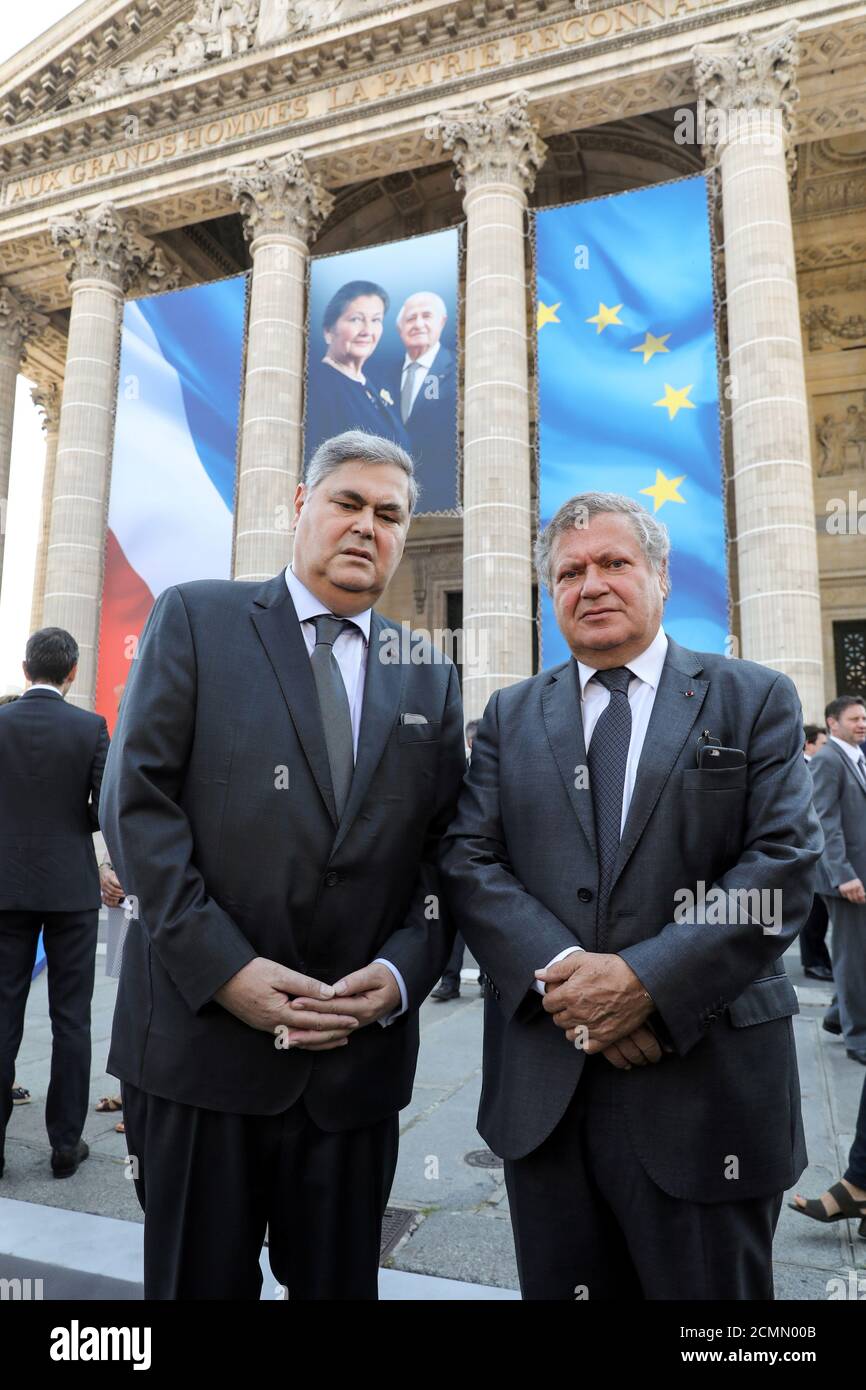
[830,734,866,787]
[536,626,669,991]
[400,342,440,418]
[23,684,63,696]
[284,566,407,1021]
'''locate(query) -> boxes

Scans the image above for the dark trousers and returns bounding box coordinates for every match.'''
[845,1072,866,1189]
[440,933,465,989]
[122,1082,399,1300]
[823,896,866,1052]
[504,1055,783,1300]
[799,894,831,973]
[0,908,98,1153]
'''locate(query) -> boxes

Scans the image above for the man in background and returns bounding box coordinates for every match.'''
[810,696,866,1064]
[0,629,109,1180]
[801,724,833,982]
[395,291,457,511]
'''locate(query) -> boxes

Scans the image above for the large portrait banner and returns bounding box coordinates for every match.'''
[304,228,459,514]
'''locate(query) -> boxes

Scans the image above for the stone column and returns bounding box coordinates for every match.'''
[29,380,62,633]
[434,93,546,722]
[45,204,145,708]
[694,21,824,719]
[0,287,47,597]
[229,153,334,582]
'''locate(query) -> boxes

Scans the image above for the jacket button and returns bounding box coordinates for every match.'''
[324,871,339,887]
[577,888,593,903]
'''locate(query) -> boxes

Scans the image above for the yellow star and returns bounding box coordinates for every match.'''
[631,331,671,364]
[586,302,623,334]
[654,383,696,420]
[537,301,561,330]
[640,470,687,512]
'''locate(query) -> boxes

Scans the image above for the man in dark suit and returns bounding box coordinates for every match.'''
[810,695,866,1064]
[441,492,823,1300]
[0,628,109,1180]
[800,723,833,981]
[99,430,466,1300]
[394,291,457,512]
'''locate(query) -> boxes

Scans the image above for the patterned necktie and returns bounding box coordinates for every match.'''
[401,360,422,423]
[586,666,633,940]
[310,614,355,820]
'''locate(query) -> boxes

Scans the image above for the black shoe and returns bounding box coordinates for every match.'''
[823,1017,843,1036]
[804,965,834,982]
[846,1051,866,1066]
[431,982,460,1002]
[51,1139,89,1179]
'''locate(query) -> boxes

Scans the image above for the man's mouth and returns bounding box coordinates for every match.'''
[342,549,373,562]
[581,608,619,620]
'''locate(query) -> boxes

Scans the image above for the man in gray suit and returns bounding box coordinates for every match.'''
[810,695,866,1064]
[441,492,822,1300]
[100,431,466,1299]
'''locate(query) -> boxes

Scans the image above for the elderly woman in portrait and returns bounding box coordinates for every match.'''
[304,279,411,467]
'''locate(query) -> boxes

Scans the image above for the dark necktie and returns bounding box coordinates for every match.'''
[586,666,633,939]
[310,614,355,820]
[857,752,866,790]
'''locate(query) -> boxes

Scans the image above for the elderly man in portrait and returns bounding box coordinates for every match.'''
[441,492,823,1300]
[100,431,466,1300]
[394,291,457,511]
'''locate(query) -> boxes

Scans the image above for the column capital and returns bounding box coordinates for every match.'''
[0,285,48,360]
[228,153,334,246]
[50,201,149,290]
[31,379,62,435]
[693,21,800,173]
[431,92,547,198]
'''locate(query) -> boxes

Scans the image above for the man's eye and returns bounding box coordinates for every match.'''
[378,514,398,524]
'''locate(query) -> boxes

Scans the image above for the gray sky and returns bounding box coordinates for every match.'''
[0,4,91,690]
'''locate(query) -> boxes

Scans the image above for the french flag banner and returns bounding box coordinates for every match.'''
[95,276,247,733]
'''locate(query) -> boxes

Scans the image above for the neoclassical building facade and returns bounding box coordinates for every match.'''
[1,0,865,722]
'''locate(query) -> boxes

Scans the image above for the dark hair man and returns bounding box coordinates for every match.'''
[0,628,109,1180]
[100,431,465,1299]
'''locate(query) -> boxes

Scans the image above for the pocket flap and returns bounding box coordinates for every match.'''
[397,719,440,744]
[727,973,799,1027]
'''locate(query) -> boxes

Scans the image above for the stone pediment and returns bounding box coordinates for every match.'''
[1,0,389,124]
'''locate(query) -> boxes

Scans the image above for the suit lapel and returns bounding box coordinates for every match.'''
[542,660,596,855]
[609,639,708,893]
[831,739,866,797]
[330,611,407,858]
[250,574,338,827]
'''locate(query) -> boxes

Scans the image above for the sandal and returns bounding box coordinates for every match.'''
[788,1180,866,1224]
[95,1096,123,1113]
[115,1121,125,1135]
[11,1086,31,1105]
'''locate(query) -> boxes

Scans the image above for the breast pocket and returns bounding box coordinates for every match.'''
[397,720,441,745]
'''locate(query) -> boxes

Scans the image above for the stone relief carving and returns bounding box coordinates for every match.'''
[66,0,376,104]
[815,392,866,476]
[804,303,866,352]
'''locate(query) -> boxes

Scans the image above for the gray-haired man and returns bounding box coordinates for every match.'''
[441,492,822,1299]
[100,431,466,1299]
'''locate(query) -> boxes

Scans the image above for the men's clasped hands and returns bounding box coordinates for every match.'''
[535,950,670,1070]
[214,957,402,1051]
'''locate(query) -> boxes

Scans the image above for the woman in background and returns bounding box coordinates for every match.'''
[304,279,411,466]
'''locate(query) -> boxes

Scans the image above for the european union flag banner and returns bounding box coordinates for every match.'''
[535,176,727,668]
[95,276,247,732]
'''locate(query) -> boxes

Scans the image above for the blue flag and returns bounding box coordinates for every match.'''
[535,176,728,667]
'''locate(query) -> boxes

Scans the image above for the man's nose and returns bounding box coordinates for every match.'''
[352,510,375,536]
[580,565,608,596]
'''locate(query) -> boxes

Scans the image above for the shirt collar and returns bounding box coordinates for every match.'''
[24,683,64,697]
[402,343,440,374]
[284,565,372,643]
[576,625,669,698]
[830,734,865,765]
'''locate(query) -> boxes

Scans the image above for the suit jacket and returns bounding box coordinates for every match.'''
[810,740,866,896]
[397,346,458,512]
[0,690,108,912]
[440,638,823,1202]
[100,573,466,1126]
